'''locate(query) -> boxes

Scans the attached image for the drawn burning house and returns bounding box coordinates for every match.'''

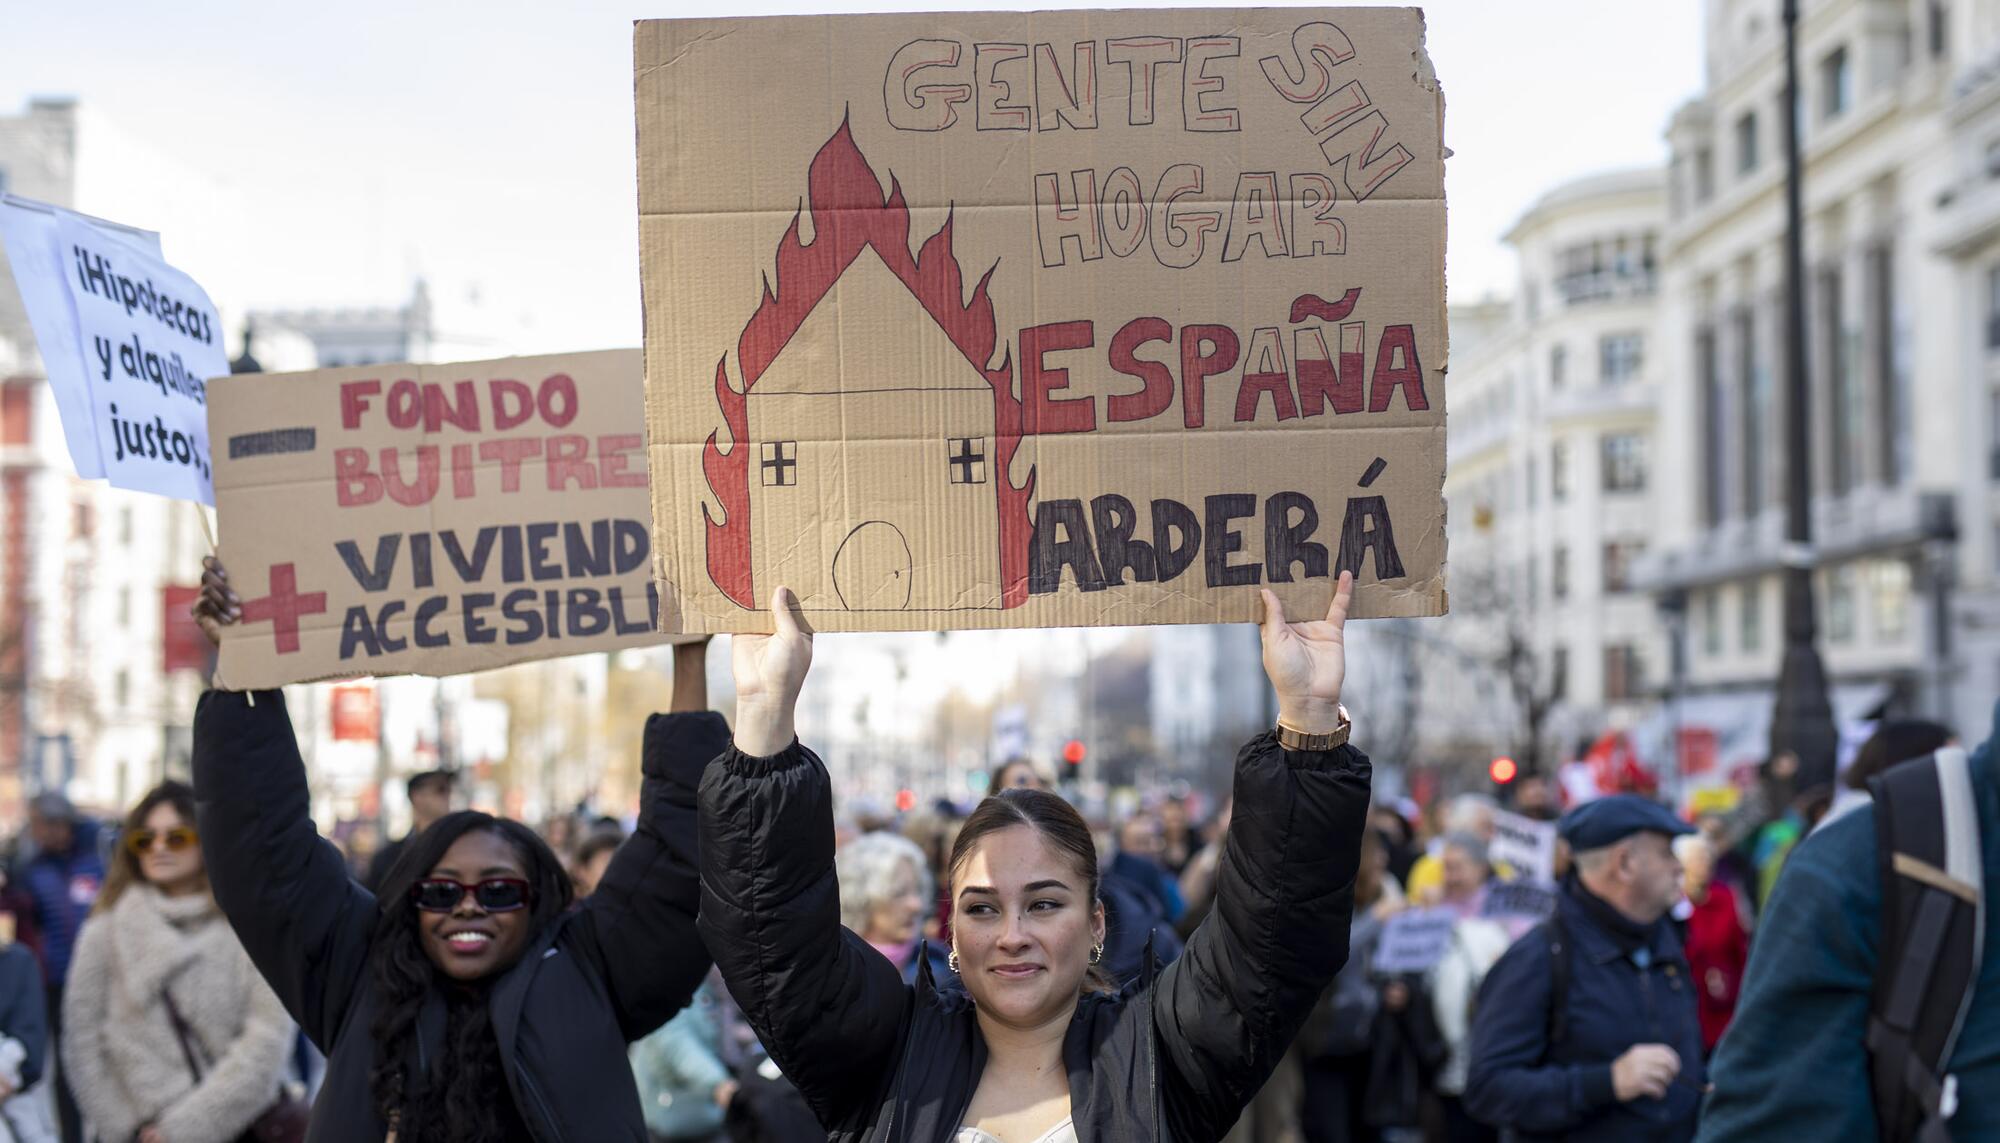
[702,119,1034,613]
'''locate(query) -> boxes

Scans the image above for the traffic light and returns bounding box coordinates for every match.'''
[1061,739,1086,781]
[1489,756,1518,786]
[896,788,916,813]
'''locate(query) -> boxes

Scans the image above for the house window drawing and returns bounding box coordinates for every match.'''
[949,437,986,485]
[700,118,1034,614]
[761,441,797,487]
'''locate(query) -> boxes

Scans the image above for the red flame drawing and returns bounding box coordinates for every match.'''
[703,115,1035,610]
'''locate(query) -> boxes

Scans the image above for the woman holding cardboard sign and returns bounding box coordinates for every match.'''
[189,558,722,1142]
[699,574,1372,1143]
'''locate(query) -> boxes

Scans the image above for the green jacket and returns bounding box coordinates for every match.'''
[1698,708,2000,1141]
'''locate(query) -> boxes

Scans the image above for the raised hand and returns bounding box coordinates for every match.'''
[731,587,813,756]
[1257,570,1353,734]
[192,555,241,649]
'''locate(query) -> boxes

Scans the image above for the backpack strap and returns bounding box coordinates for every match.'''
[1866,747,1985,1143]
[1544,911,1571,1050]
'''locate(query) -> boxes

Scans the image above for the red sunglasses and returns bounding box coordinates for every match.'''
[409,878,532,913]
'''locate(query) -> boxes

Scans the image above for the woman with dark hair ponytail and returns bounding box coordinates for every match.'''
[188,558,724,1141]
[699,575,1373,1143]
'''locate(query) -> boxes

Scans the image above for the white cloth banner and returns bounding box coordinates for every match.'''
[0,195,223,503]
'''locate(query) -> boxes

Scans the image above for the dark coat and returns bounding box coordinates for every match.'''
[1463,883,1704,1143]
[1099,852,1186,985]
[192,689,719,1143]
[361,832,411,895]
[22,821,105,987]
[0,942,46,1087]
[697,730,1371,1143]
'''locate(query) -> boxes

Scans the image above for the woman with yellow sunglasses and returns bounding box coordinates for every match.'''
[63,781,298,1143]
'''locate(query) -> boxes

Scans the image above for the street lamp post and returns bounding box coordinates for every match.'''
[1658,587,1689,809]
[1770,0,1840,789]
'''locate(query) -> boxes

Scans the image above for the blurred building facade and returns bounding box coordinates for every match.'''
[0,98,612,838]
[1641,0,1987,774]
[1429,170,1667,771]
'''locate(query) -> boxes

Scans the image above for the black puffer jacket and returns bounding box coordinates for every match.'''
[193,689,722,1142]
[698,730,1371,1143]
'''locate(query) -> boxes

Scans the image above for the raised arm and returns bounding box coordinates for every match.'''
[1153,574,1374,1141]
[570,638,724,1041]
[190,558,378,1048]
[697,589,910,1130]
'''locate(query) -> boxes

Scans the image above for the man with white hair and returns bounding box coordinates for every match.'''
[1463,795,1705,1142]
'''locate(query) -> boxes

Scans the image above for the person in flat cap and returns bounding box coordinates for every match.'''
[1460,794,1704,1142]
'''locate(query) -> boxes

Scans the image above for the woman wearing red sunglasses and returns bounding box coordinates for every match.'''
[63,780,296,1143]
[190,558,722,1142]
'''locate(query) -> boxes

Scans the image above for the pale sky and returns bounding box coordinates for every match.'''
[0,0,1705,353]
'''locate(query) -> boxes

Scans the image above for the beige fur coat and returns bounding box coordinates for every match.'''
[62,885,292,1143]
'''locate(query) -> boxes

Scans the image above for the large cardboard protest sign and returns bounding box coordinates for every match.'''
[0,196,226,504]
[637,8,1448,633]
[211,350,676,688]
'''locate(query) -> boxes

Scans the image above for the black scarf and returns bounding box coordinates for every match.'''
[1564,872,1656,956]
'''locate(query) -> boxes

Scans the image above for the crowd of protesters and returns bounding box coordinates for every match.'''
[0,556,1977,1141]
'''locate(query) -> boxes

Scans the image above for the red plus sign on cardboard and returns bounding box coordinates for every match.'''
[237,563,328,655]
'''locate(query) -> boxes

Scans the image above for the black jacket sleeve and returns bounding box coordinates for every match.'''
[697,740,910,1129]
[567,711,725,1042]
[1153,731,1371,1142]
[192,689,378,1050]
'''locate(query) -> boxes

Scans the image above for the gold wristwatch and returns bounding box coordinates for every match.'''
[1277,705,1352,751]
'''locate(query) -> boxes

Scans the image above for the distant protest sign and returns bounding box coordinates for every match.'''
[0,195,225,504]
[1490,810,1559,883]
[637,9,1448,633]
[1373,907,1457,975]
[211,350,679,688]
[1482,880,1559,924]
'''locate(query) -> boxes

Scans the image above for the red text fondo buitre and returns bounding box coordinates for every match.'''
[318,373,662,661]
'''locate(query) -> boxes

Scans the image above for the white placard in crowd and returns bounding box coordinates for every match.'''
[0,195,225,504]
[1372,907,1457,975]
[1491,809,1559,883]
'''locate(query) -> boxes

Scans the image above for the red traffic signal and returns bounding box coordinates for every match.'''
[1062,739,1087,766]
[1489,757,1518,785]
[896,788,916,813]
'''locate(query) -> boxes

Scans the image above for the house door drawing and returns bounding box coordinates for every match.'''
[832,521,913,610]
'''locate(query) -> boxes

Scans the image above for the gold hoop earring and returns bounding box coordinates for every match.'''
[1090,943,1104,965]
[948,949,960,974]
